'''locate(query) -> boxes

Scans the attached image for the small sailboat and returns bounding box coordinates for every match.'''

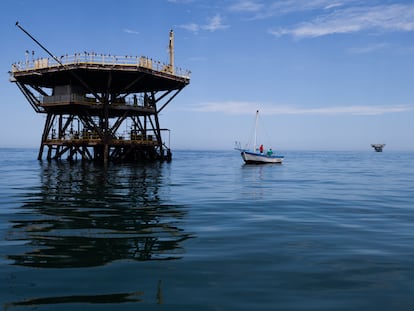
[235,110,284,164]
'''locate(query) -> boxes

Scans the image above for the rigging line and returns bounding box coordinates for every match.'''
[257,112,275,149]
[246,112,256,150]
[15,21,103,102]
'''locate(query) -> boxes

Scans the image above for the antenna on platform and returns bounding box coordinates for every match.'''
[169,30,175,74]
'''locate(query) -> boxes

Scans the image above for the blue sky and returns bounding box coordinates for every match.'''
[1,0,414,151]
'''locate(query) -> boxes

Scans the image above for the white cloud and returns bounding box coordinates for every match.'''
[347,43,388,54]
[240,0,350,19]
[179,23,200,33]
[324,3,344,10]
[202,14,229,32]
[179,14,229,33]
[269,0,346,14]
[167,0,194,3]
[190,101,412,116]
[191,101,254,114]
[287,105,413,115]
[229,0,264,13]
[123,28,139,35]
[269,4,414,38]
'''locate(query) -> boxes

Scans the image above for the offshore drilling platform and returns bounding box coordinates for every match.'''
[10,22,190,163]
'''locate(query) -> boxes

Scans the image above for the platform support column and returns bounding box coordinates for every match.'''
[38,113,53,160]
[47,146,53,160]
[38,144,44,161]
[103,144,109,165]
[103,97,110,164]
[153,110,163,158]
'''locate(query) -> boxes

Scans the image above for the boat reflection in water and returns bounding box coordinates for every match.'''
[5,161,192,307]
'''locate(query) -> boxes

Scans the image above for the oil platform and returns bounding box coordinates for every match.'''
[371,144,385,152]
[10,23,190,163]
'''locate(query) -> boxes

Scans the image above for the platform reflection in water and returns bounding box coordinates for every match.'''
[4,160,192,307]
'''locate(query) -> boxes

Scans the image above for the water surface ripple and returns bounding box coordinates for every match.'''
[1,149,414,310]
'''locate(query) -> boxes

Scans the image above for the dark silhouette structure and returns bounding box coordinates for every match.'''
[11,24,190,163]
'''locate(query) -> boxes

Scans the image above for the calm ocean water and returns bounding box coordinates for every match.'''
[1,148,414,310]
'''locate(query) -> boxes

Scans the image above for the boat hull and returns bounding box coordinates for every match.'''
[241,151,283,164]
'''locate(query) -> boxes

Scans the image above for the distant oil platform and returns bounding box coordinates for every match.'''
[371,144,385,152]
[10,22,190,163]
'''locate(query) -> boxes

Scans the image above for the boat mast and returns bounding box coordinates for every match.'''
[254,110,259,152]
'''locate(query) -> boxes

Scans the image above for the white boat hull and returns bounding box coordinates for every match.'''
[241,151,283,164]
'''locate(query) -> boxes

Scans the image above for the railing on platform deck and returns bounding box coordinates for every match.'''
[45,138,158,146]
[40,93,156,109]
[46,129,168,146]
[11,52,191,79]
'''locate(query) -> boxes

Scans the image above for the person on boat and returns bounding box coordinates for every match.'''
[267,148,273,156]
[259,144,264,153]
